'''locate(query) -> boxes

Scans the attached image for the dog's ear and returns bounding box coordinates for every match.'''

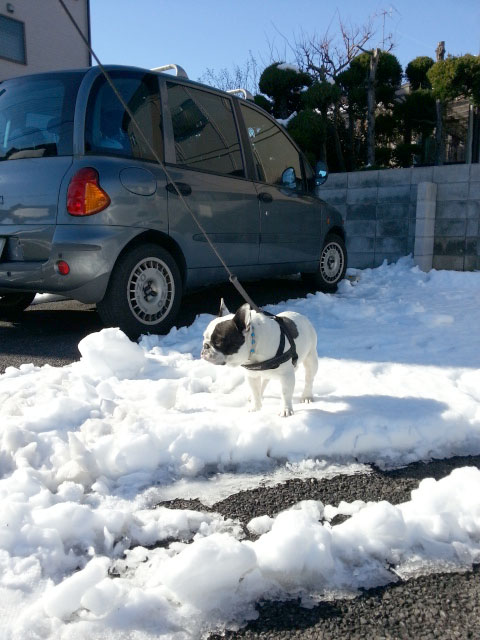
[218,298,231,317]
[233,303,251,333]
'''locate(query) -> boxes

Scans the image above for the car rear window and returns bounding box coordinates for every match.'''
[0,72,82,161]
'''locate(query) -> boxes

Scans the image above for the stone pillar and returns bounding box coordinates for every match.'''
[414,182,437,272]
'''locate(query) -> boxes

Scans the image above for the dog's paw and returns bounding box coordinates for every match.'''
[301,396,314,404]
[279,407,294,417]
[248,403,261,413]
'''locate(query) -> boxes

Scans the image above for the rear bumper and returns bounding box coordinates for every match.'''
[0,225,137,303]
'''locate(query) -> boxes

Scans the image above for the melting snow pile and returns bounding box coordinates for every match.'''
[1,257,480,639]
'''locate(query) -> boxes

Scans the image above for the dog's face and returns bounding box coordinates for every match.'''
[201,302,251,366]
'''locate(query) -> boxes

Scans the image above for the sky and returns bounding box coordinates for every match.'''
[2,257,480,638]
[89,0,480,86]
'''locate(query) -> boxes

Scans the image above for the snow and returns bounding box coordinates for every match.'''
[277,62,301,73]
[1,256,480,638]
[276,110,297,128]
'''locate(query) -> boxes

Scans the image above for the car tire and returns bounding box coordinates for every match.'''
[0,293,36,319]
[302,233,347,293]
[97,243,182,339]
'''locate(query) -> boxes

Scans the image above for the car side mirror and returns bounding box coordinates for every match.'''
[315,161,328,186]
[282,167,296,189]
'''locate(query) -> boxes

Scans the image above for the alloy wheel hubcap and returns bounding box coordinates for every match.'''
[127,257,174,325]
[320,242,344,283]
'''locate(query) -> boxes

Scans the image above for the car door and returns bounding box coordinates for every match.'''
[239,103,323,267]
[163,82,260,283]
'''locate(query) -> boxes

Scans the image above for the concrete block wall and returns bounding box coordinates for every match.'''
[319,165,480,271]
[414,182,437,272]
[432,164,479,270]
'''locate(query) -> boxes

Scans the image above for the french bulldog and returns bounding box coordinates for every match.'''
[201,301,318,417]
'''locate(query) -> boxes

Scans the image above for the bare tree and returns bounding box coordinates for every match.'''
[290,14,380,170]
[293,15,378,81]
[291,10,396,168]
[198,51,260,96]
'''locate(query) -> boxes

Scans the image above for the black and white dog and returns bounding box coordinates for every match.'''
[201,301,318,417]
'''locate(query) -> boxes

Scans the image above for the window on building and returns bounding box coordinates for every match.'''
[240,104,303,188]
[166,83,244,177]
[0,15,26,65]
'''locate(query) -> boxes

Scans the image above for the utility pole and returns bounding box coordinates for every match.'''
[366,48,380,166]
[435,41,445,165]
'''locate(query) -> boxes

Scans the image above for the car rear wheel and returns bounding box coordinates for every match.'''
[302,233,347,293]
[0,293,36,319]
[97,243,182,339]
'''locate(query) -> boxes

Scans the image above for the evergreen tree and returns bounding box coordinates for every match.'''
[287,110,327,166]
[287,80,341,165]
[338,50,402,167]
[253,94,273,113]
[405,56,434,90]
[428,54,480,106]
[258,63,312,120]
[392,56,436,166]
[427,54,480,164]
[337,62,368,170]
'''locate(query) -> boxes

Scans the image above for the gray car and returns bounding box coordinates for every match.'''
[0,65,347,337]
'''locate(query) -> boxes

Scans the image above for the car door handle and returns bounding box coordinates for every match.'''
[166,182,192,196]
[257,191,273,203]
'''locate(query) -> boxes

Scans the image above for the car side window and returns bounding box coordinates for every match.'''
[240,104,303,189]
[85,72,163,162]
[166,83,244,177]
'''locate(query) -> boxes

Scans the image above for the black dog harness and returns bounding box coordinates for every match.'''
[242,313,298,371]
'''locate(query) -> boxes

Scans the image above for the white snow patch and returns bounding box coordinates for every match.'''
[277,62,301,73]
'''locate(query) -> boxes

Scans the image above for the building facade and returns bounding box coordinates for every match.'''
[0,0,90,81]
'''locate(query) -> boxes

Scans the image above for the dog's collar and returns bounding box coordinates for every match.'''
[242,313,298,371]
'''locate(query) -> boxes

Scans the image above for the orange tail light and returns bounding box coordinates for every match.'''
[67,167,111,216]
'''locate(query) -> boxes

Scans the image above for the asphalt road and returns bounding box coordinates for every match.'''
[1,280,479,638]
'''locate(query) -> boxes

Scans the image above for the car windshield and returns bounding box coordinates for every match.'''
[0,72,82,161]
